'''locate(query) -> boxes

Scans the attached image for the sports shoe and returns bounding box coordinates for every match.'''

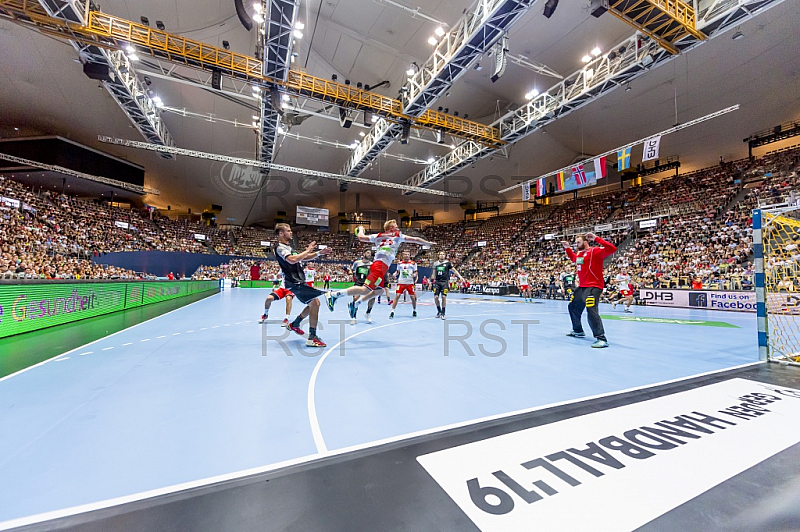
[289,324,305,336]
[389,311,394,319]
[348,301,356,319]
[624,308,633,313]
[388,299,393,306]
[366,313,372,323]
[412,311,417,318]
[350,318,356,326]
[281,318,289,328]
[591,339,609,348]
[435,312,441,319]
[441,314,446,320]
[612,301,617,309]
[325,293,336,312]
[306,336,327,347]
[259,314,268,324]
[566,331,586,338]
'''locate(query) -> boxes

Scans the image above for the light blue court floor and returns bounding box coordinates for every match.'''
[0,289,757,523]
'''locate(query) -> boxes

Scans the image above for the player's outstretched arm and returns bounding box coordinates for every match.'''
[451,266,465,281]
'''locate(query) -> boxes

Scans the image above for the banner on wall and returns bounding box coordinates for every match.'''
[0,281,218,339]
[638,289,756,312]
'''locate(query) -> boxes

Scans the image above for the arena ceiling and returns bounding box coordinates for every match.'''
[0,0,799,225]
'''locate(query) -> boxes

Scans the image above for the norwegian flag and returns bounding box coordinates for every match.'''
[572,164,587,186]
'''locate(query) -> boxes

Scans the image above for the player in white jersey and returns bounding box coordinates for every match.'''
[304,265,316,288]
[518,268,532,303]
[326,220,434,316]
[611,268,635,312]
[389,251,418,319]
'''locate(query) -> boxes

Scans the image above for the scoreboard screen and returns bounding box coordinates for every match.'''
[296,206,329,227]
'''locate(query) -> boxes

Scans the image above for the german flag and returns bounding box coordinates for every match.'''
[555,170,566,191]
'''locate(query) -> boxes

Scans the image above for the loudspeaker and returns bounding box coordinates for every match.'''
[83,62,114,82]
[590,0,607,17]
[211,70,222,90]
[543,0,559,18]
[339,108,353,128]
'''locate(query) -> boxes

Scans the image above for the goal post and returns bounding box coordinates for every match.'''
[754,205,800,364]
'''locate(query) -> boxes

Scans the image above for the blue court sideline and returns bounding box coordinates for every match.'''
[0,289,756,522]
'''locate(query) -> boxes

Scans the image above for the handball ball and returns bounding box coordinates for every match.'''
[355,227,364,236]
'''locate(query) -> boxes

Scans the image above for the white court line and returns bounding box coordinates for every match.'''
[101,347,114,351]
[54,358,70,362]
[0,292,219,384]
[199,327,207,331]
[185,330,194,333]
[308,312,502,453]
[140,339,150,343]
[172,333,181,336]
[0,359,764,532]
[77,352,93,356]
[156,335,166,339]
[121,343,133,347]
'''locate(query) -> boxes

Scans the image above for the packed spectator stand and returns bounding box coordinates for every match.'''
[2,145,799,290]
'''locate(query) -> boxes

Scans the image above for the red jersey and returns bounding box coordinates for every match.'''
[565,237,617,289]
[250,264,261,281]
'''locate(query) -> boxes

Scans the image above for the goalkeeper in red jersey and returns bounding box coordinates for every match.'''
[561,232,616,348]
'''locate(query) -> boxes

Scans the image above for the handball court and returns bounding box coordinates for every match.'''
[0,287,764,527]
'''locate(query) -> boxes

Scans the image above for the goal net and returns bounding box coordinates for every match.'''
[755,205,800,362]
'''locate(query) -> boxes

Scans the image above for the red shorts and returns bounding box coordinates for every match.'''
[520,285,529,291]
[365,261,388,290]
[271,288,294,300]
[396,283,415,296]
[620,290,633,297]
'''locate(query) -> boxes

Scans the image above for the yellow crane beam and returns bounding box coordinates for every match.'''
[0,0,504,147]
[606,0,706,55]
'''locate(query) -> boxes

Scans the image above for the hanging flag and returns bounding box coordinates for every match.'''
[593,156,607,179]
[522,181,531,201]
[617,147,631,171]
[642,136,662,162]
[572,164,587,186]
[556,171,566,191]
[536,177,546,197]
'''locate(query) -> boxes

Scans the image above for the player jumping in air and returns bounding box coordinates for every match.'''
[350,249,376,324]
[562,232,617,348]
[389,251,418,319]
[272,223,334,347]
[327,220,434,316]
[432,251,466,320]
[611,268,635,313]
[518,268,531,303]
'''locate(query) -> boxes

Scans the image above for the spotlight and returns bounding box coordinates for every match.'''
[463,114,469,119]
[581,55,592,63]
[356,82,363,89]
[450,143,456,149]
[143,76,152,86]
[543,0,559,18]
[435,26,445,37]
[371,115,378,123]
[252,13,264,24]
[618,46,627,54]
[625,82,632,92]
[406,62,419,76]
[438,106,443,112]
[443,108,449,114]
[281,93,290,102]
[608,51,616,60]
[474,63,483,71]
[428,36,438,46]
[293,30,303,39]
[332,74,338,82]
[364,84,370,91]
[435,129,444,144]
[591,46,601,56]
[344,79,351,85]
[156,20,165,30]
[427,157,435,164]
[222,40,230,50]
[453,111,459,117]
[525,89,539,99]
[140,16,149,26]
[359,132,365,137]
[295,21,305,30]
[339,182,348,192]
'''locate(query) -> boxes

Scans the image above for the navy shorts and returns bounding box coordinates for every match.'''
[284,282,326,305]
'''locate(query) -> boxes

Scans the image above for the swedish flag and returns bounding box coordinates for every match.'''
[617,147,631,171]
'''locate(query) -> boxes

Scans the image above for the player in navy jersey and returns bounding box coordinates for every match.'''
[271,223,334,347]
